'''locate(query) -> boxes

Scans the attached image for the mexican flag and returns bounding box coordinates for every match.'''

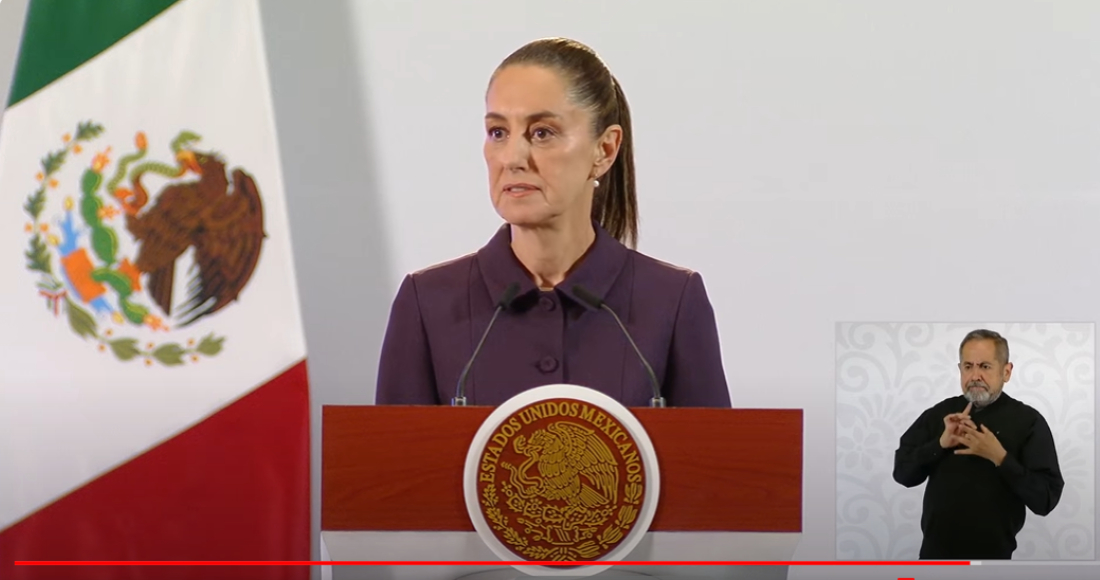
[0,1,310,579]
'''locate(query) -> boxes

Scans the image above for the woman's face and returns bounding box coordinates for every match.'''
[483,65,619,230]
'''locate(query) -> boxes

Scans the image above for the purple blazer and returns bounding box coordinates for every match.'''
[375,223,732,408]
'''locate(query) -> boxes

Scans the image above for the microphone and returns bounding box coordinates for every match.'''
[572,285,665,408]
[452,282,521,406]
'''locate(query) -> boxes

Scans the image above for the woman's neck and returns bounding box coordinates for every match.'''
[510,220,596,290]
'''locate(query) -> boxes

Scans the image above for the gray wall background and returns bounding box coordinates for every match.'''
[257,1,390,575]
[0,0,28,113]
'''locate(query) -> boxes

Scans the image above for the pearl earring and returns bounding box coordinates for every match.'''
[593,179,600,188]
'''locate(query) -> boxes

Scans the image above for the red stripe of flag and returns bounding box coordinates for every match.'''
[1,361,311,580]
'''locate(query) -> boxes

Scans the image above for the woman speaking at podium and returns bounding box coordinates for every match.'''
[375,38,730,409]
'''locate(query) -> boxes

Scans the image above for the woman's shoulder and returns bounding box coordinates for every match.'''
[401,252,478,295]
[618,249,718,326]
[625,248,705,291]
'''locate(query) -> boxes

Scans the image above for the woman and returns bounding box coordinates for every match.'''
[375,38,730,408]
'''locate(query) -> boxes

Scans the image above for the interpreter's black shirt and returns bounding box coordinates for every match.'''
[893,393,1064,560]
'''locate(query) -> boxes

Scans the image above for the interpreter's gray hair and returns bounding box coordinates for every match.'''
[959,329,1010,365]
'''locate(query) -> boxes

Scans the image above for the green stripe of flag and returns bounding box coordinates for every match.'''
[7,0,182,107]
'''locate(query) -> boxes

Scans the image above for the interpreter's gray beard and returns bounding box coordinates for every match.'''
[964,382,996,407]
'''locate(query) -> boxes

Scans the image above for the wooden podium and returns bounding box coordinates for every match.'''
[321,406,802,580]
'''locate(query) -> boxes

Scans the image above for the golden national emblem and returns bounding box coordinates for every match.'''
[465,385,660,575]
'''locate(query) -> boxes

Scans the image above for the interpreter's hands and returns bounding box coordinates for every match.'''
[955,423,1008,466]
[939,402,975,449]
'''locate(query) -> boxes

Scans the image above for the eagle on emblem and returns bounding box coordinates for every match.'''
[505,422,619,508]
[113,133,266,327]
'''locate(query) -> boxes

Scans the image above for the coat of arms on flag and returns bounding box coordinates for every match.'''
[21,122,265,366]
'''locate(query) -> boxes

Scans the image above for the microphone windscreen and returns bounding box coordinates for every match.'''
[572,285,603,309]
[498,282,521,309]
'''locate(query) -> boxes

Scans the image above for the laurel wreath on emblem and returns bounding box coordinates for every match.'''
[480,476,643,561]
[22,121,266,366]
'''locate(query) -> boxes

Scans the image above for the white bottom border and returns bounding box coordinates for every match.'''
[319,530,799,580]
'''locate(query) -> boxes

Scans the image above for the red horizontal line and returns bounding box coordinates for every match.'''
[15,561,972,566]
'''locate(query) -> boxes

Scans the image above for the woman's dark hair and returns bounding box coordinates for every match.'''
[493,38,638,248]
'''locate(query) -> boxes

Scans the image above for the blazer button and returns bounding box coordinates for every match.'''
[539,296,556,311]
[538,356,559,373]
